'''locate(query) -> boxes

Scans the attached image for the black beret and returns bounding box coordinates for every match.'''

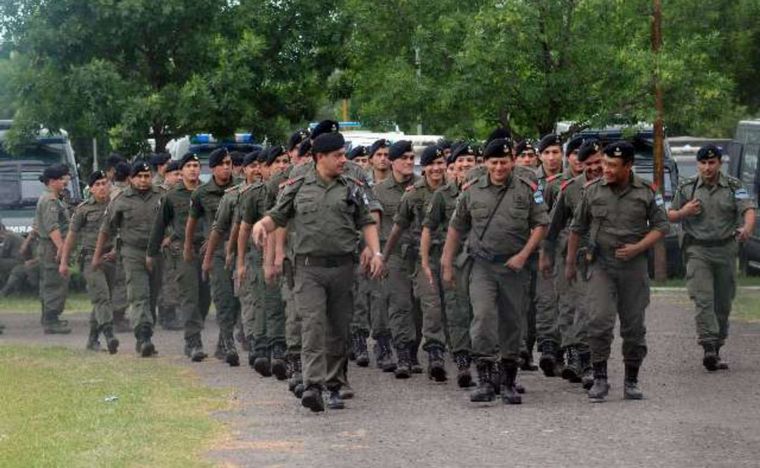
[515,140,536,156]
[451,142,477,160]
[369,139,389,156]
[130,159,152,177]
[113,161,131,181]
[150,152,171,167]
[577,139,602,162]
[208,147,229,168]
[243,150,260,166]
[105,153,125,170]
[420,145,444,166]
[266,146,286,165]
[165,160,181,173]
[298,139,312,158]
[483,138,513,159]
[312,132,346,154]
[697,144,722,161]
[603,141,635,161]
[438,139,453,150]
[538,133,562,153]
[39,165,67,183]
[88,170,107,187]
[256,148,269,164]
[179,152,200,169]
[347,145,368,160]
[485,127,512,146]
[55,163,71,175]
[445,153,457,166]
[566,136,585,155]
[388,140,413,161]
[310,120,340,141]
[230,151,244,166]
[288,129,310,151]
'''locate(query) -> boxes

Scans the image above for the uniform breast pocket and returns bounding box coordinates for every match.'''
[471,206,490,220]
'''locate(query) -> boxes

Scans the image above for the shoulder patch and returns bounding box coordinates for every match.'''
[735,187,750,200]
[516,175,538,192]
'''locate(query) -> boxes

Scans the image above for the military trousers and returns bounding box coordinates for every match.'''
[38,240,69,323]
[282,276,302,355]
[209,245,240,336]
[469,260,526,361]
[386,254,419,349]
[159,245,180,312]
[111,255,128,315]
[250,249,285,352]
[350,265,371,336]
[556,253,589,351]
[586,255,649,365]
[445,253,473,354]
[411,258,447,350]
[685,243,737,347]
[295,261,354,390]
[120,245,156,330]
[520,260,538,354]
[176,246,211,340]
[83,253,115,327]
[534,263,560,350]
[239,249,258,339]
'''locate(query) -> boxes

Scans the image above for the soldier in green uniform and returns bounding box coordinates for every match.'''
[108,160,132,332]
[151,152,171,187]
[59,171,119,353]
[252,127,384,412]
[154,159,183,330]
[34,165,71,334]
[540,140,604,388]
[442,138,549,405]
[95,160,162,356]
[566,141,670,402]
[185,148,239,364]
[148,153,212,361]
[384,145,448,381]
[374,140,422,378]
[668,144,756,371]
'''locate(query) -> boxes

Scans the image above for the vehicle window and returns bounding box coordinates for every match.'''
[741,143,758,197]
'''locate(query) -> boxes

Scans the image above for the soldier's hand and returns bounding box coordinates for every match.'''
[263,264,278,285]
[614,243,640,261]
[736,226,752,242]
[183,246,194,262]
[201,256,212,281]
[103,250,117,263]
[359,246,373,271]
[25,259,38,268]
[442,263,455,289]
[369,256,384,279]
[680,199,702,218]
[225,253,234,271]
[564,260,577,283]
[422,263,435,288]
[161,236,172,250]
[505,252,528,272]
[58,263,69,278]
[236,265,246,285]
[538,251,554,279]
[91,256,102,270]
[252,222,268,248]
[145,256,154,273]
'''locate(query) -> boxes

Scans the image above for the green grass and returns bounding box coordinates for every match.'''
[732,290,760,323]
[0,292,91,315]
[0,345,229,467]
[652,275,760,288]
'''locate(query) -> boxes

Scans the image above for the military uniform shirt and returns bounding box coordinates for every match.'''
[101,186,162,250]
[450,173,549,257]
[374,174,420,248]
[189,176,234,237]
[267,168,375,257]
[34,187,70,239]
[672,173,755,241]
[393,178,440,243]
[70,198,111,252]
[290,160,383,213]
[147,183,201,256]
[422,181,460,236]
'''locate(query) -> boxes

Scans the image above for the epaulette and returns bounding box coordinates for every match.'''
[677,175,698,189]
[461,178,477,191]
[560,178,576,192]
[546,174,561,183]
[516,175,538,192]
[648,182,658,193]
[224,185,239,194]
[584,178,602,189]
[343,174,365,187]
[283,175,306,188]
[76,199,90,209]
[239,182,258,194]
[726,175,743,189]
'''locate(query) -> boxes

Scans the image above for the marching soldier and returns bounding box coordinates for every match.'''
[566,141,670,402]
[668,144,756,371]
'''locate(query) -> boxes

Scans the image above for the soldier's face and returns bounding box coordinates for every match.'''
[371,148,390,170]
[455,155,476,178]
[47,177,66,193]
[392,153,415,177]
[212,156,233,183]
[568,150,584,175]
[697,157,721,182]
[131,171,152,190]
[182,161,201,184]
[602,156,632,185]
[271,155,290,175]
[353,156,370,171]
[165,170,181,186]
[485,156,514,185]
[446,164,457,183]
[90,178,110,201]
[244,162,260,183]
[425,158,446,184]
[540,146,563,174]
[232,164,243,176]
[516,150,538,167]
[317,148,347,177]
[584,153,604,181]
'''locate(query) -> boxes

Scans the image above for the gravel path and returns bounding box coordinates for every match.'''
[2,292,760,467]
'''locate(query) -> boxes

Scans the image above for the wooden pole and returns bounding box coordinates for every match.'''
[652,0,667,281]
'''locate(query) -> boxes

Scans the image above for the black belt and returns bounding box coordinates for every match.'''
[470,250,512,264]
[688,236,734,247]
[295,254,354,268]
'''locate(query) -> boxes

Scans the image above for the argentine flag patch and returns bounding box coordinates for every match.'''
[735,188,750,200]
[533,190,545,205]
[655,194,664,207]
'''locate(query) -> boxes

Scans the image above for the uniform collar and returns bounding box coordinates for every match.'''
[697,172,727,188]
[480,171,514,189]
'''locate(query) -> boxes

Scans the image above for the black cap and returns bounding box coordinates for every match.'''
[483,138,513,159]
[369,139,389,157]
[451,142,477,161]
[113,161,131,182]
[105,153,125,170]
[208,147,229,168]
[265,146,286,165]
[310,120,340,141]
[538,133,562,153]
[230,151,244,167]
[130,159,152,177]
[312,132,346,154]
[39,165,67,183]
[420,145,444,166]
[150,152,171,167]
[566,136,585,155]
[438,139,453,151]
[697,144,722,161]
[88,170,107,187]
[179,152,200,169]
[485,127,512,146]
[243,150,260,166]
[347,145,368,160]
[603,141,635,162]
[515,140,536,156]
[288,129,310,151]
[388,140,413,161]
[298,139,312,158]
[577,139,602,162]
[165,160,181,173]
[256,149,269,164]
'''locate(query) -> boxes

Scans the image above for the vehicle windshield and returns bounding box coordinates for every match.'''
[0,141,70,208]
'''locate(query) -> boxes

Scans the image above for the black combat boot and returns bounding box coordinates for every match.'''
[102,325,120,355]
[623,364,644,400]
[301,385,325,412]
[188,334,207,362]
[539,341,558,377]
[327,387,346,410]
[288,354,304,399]
[86,322,101,352]
[491,360,502,395]
[520,349,539,371]
[454,351,475,388]
[138,325,156,357]
[213,330,225,360]
[703,343,719,371]
[716,344,729,370]
[554,347,566,377]
[588,361,610,402]
[376,334,397,373]
[470,359,496,403]
[394,345,412,379]
[500,359,522,405]
[427,345,447,382]
[579,350,594,390]
[252,338,272,377]
[44,317,72,335]
[409,341,423,374]
[270,342,288,380]
[352,332,370,367]
[223,331,240,367]
[561,346,583,383]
